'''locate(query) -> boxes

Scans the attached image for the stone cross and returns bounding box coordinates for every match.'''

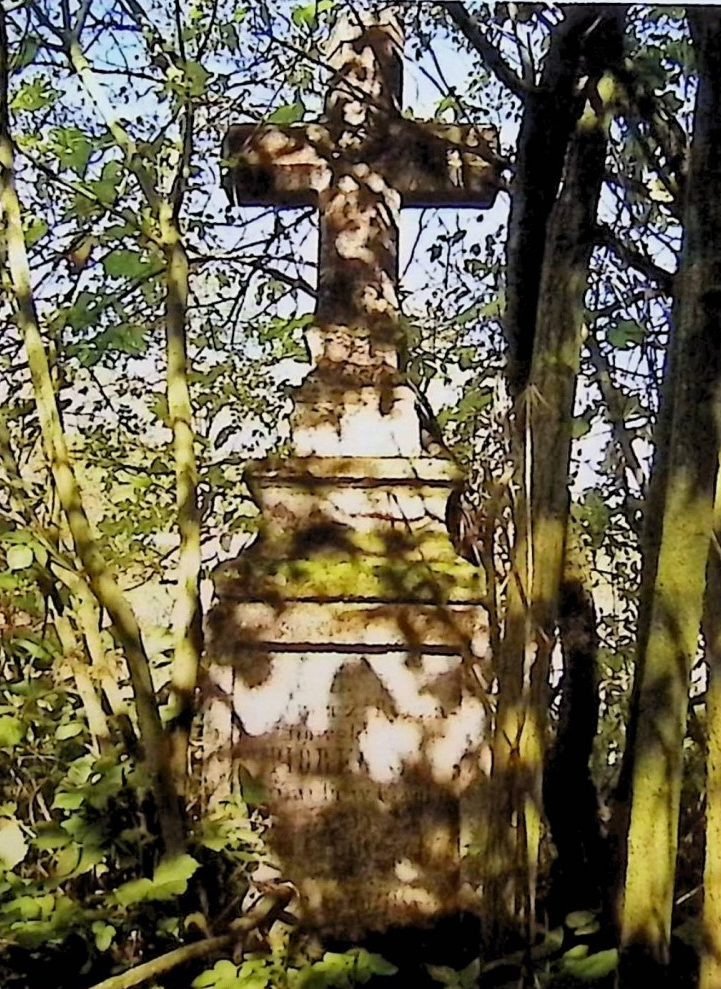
[208,5,499,940]
[223,6,499,376]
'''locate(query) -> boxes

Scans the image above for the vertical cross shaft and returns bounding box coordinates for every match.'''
[317,8,404,368]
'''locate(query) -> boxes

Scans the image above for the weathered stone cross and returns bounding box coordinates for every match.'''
[208,5,499,939]
[223,6,500,378]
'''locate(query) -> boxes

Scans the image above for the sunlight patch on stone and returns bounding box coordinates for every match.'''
[359,708,422,783]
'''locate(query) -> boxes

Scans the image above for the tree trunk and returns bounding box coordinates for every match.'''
[161,215,203,795]
[503,5,609,399]
[619,9,721,982]
[701,499,721,989]
[482,9,625,949]
[543,575,605,921]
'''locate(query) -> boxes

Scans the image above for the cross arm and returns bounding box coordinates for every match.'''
[222,119,503,210]
[387,121,503,207]
[222,124,332,207]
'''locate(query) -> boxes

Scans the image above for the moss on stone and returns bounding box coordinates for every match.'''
[215,551,485,604]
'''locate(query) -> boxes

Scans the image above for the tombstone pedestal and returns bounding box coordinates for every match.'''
[204,450,490,937]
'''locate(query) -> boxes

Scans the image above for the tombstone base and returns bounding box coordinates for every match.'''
[203,455,489,937]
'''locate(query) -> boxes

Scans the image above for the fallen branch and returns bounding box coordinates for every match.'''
[85,886,295,989]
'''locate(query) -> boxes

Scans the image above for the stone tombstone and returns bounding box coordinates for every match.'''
[206,4,501,938]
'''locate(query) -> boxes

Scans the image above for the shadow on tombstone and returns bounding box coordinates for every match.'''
[202,2,505,971]
[202,458,493,938]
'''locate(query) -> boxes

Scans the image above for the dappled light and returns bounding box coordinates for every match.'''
[3,2,721,988]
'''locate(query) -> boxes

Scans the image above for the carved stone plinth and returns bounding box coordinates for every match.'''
[204,455,490,937]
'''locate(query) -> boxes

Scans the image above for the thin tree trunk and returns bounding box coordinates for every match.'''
[619,9,721,982]
[161,212,203,793]
[701,496,721,989]
[64,16,203,796]
[503,5,607,399]
[38,10,203,797]
[482,11,624,948]
[54,611,112,754]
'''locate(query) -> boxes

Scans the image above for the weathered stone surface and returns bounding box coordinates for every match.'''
[222,5,501,368]
[204,638,490,937]
[204,447,490,935]
[240,455,462,542]
[207,4,500,937]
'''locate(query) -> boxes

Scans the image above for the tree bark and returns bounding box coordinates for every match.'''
[503,5,608,399]
[481,9,625,949]
[619,8,721,982]
[162,217,203,794]
[701,497,721,989]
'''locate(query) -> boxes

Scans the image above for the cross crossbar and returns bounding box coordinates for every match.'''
[222,8,501,365]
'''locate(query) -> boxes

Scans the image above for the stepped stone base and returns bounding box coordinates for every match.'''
[203,455,490,937]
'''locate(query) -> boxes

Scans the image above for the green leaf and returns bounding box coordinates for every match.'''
[25,216,48,247]
[94,323,149,357]
[192,958,241,988]
[456,388,493,418]
[11,37,39,70]
[571,415,592,439]
[0,820,28,870]
[153,853,200,886]
[91,161,124,206]
[6,545,34,571]
[56,722,84,741]
[184,60,211,97]
[268,101,305,124]
[426,964,462,987]
[457,347,476,371]
[102,249,154,280]
[11,78,58,112]
[292,1,334,29]
[435,94,460,120]
[52,791,86,811]
[50,126,93,174]
[92,921,116,951]
[565,909,596,930]
[237,961,272,989]
[562,944,589,961]
[450,303,482,326]
[350,949,398,978]
[114,877,155,906]
[562,948,618,981]
[32,824,72,851]
[0,716,25,749]
[607,319,645,349]
[296,948,397,988]
[457,958,481,987]
[53,843,82,877]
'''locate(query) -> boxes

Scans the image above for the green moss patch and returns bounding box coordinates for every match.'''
[215,552,485,604]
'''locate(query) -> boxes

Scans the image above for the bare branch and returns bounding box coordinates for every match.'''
[585,328,647,522]
[595,222,674,296]
[195,0,219,61]
[443,1,528,98]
